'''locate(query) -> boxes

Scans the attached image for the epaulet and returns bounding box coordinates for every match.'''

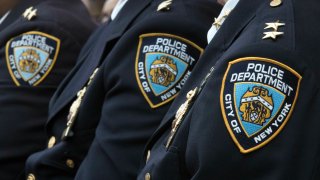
[270,0,282,7]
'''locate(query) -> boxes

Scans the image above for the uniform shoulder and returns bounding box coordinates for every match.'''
[34,0,95,29]
[34,0,94,27]
[18,0,96,45]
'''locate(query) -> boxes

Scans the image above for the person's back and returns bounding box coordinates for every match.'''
[0,0,96,178]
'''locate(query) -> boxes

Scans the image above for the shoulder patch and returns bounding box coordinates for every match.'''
[220,57,301,153]
[6,31,60,86]
[135,33,203,108]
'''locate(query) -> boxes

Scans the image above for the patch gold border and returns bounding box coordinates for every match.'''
[6,31,61,86]
[135,33,204,109]
[220,57,302,153]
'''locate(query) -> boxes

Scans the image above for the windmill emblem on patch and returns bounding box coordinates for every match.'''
[18,49,42,74]
[234,84,286,138]
[149,56,178,88]
[136,33,203,108]
[221,57,301,153]
[6,31,60,86]
[240,86,274,126]
[146,54,187,97]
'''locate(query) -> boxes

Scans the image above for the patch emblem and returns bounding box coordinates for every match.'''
[220,57,301,153]
[6,31,60,86]
[136,33,203,108]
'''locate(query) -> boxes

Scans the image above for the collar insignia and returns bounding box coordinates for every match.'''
[263,20,285,40]
[23,7,37,21]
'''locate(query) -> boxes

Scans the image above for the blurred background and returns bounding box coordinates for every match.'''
[82,0,119,23]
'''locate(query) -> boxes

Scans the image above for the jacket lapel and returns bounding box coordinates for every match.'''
[48,22,109,110]
[48,0,152,121]
[146,0,263,149]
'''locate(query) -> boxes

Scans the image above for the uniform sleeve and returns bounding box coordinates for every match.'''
[186,43,320,179]
[0,10,95,179]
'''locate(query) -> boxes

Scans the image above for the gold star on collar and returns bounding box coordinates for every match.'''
[23,6,37,21]
[262,31,284,40]
[264,21,285,31]
[212,9,233,30]
[262,20,285,40]
[212,17,223,29]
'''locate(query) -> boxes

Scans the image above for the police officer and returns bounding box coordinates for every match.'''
[138,0,320,179]
[25,0,222,179]
[0,0,95,179]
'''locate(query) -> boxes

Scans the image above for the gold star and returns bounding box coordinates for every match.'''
[213,17,222,29]
[23,7,37,20]
[264,21,285,31]
[262,31,284,40]
[23,7,33,17]
[27,9,37,20]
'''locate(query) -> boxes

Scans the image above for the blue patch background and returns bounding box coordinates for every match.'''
[14,47,49,80]
[234,82,285,137]
[145,53,187,96]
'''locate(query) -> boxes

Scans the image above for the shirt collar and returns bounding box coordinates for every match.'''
[110,0,129,21]
[0,11,10,25]
[207,0,239,43]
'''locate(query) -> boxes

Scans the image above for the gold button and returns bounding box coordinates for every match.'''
[146,150,151,163]
[66,159,75,169]
[145,173,151,180]
[27,173,36,180]
[270,0,282,7]
[47,136,56,149]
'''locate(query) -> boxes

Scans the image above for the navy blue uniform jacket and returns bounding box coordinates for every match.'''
[74,1,220,180]
[25,0,221,179]
[0,0,95,179]
[139,0,320,179]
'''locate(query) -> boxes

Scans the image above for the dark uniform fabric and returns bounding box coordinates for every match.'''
[24,0,222,179]
[0,0,95,179]
[138,0,320,179]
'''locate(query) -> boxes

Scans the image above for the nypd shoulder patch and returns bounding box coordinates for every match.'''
[220,57,301,153]
[6,31,60,86]
[136,33,203,108]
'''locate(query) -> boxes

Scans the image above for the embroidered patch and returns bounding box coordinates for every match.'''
[136,33,203,108]
[220,57,301,153]
[6,31,60,86]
